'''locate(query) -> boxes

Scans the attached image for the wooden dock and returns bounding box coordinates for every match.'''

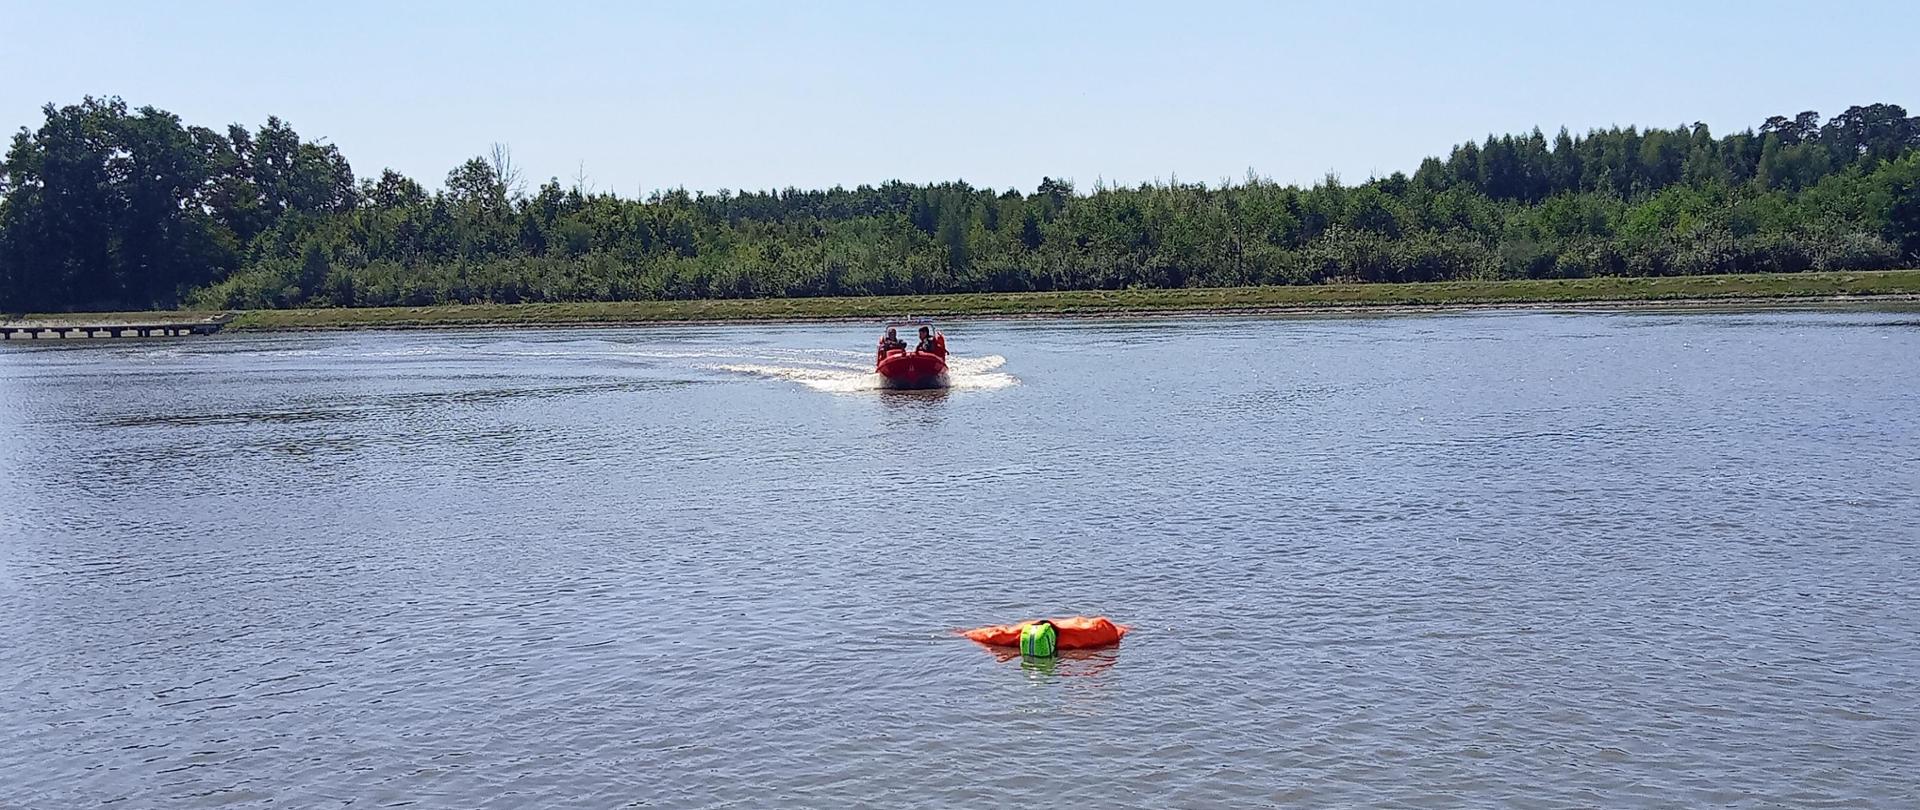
[0,314,232,340]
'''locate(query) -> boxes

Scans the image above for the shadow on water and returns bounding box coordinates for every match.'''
[877,387,953,409]
[877,388,951,434]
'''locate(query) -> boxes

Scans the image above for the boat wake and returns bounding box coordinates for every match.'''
[714,354,1016,393]
[140,334,1019,394]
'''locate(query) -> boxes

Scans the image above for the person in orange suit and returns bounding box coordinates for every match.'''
[961,616,1128,650]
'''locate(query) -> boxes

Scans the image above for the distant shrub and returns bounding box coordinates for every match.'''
[1813,233,1902,271]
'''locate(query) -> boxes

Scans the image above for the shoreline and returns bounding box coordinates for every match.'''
[228,293,1920,332]
[7,270,1920,333]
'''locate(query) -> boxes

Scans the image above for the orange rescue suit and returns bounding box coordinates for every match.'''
[962,616,1128,649]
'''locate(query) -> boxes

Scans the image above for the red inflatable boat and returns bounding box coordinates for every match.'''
[875,321,949,389]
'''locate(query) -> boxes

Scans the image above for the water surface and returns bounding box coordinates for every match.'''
[3,308,1918,807]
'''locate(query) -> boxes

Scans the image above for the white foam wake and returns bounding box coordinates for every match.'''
[713,354,1016,393]
[944,354,1018,390]
[712,362,881,393]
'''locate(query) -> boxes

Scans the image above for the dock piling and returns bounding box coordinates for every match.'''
[0,315,231,341]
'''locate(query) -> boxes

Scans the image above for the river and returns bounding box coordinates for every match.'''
[3,307,1918,808]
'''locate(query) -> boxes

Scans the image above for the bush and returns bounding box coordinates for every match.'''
[1497,238,1557,280]
[1393,232,1495,282]
[1554,239,1627,278]
[1813,232,1902,271]
[1670,231,1739,276]
[188,265,290,309]
[1746,233,1815,274]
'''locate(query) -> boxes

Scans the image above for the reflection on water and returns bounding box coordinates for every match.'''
[878,386,953,414]
[3,309,1920,808]
[979,647,1122,681]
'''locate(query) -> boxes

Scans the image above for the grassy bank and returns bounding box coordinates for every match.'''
[13,270,1920,331]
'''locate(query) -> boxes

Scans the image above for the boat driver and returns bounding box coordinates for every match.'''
[914,326,939,353]
[877,328,906,359]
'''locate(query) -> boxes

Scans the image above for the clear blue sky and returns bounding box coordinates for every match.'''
[4,0,1916,196]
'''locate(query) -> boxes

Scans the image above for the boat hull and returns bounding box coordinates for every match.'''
[875,351,949,389]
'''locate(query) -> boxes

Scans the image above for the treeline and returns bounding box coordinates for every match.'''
[2,97,1917,312]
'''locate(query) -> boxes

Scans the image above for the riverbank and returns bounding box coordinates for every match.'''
[11,270,1920,332]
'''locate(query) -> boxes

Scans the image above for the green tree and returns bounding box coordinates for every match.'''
[5,97,1919,312]
[0,98,234,309]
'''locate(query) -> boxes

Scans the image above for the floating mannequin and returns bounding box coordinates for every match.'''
[961,616,1128,656]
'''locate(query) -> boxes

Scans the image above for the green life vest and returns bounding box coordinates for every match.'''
[1019,622,1057,658]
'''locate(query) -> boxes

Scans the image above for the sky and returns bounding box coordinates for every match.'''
[3,0,1917,196]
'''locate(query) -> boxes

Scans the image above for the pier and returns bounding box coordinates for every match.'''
[0,314,232,340]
